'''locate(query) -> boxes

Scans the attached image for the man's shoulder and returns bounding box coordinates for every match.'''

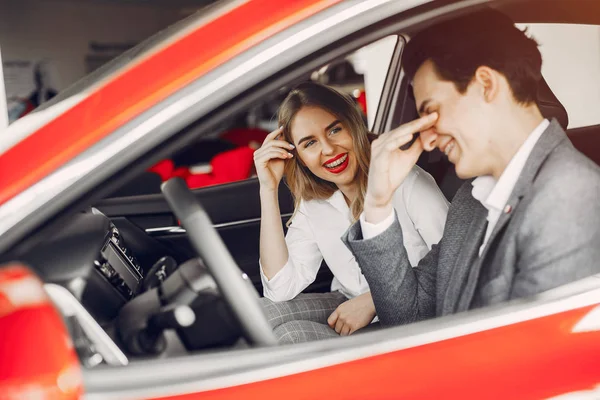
[536,139,600,190]
[522,139,600,227]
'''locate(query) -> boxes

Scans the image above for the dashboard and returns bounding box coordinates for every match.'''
[19,208,239,363]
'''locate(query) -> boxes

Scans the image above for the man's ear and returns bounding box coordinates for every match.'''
[474,66,500,103]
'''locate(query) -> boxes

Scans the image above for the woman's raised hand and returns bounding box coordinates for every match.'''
[253,127,295,191]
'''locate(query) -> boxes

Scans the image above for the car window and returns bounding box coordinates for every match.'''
[107,35,400,198]
[518,23,600,129]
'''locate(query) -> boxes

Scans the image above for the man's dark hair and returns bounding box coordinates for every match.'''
[403,9,542,104]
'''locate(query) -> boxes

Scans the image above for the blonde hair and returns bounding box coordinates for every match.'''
[278,82,373,224]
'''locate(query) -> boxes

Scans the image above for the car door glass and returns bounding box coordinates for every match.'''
[106,36,399,198]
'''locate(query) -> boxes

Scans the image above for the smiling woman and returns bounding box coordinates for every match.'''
[279,83,369,221]
[253,82,449,343]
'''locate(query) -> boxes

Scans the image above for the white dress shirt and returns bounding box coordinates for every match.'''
[261,166,449,302]
[471,118,549,255]
[361,119,550,259]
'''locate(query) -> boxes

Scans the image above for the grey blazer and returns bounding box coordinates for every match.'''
[344,120,600,326]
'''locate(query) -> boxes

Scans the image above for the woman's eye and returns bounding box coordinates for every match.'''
[329,126,342,136]
[304,140,316,148]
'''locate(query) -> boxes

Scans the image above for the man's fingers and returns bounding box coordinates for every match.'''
[334,318,344,334]
[385,132,420,151]
[380,112,438,149]
[401,135,424,160]
[400,112,438,134]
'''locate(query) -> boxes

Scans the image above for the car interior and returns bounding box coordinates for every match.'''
[3,0,600,389]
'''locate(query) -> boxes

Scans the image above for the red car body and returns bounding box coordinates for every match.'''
[1,0,600,399]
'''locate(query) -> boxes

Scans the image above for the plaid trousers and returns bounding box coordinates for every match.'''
[259,291,348,344]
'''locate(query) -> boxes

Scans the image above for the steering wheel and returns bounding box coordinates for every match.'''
[161,178,277,346]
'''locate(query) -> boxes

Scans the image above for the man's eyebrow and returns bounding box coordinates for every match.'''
[418,99,431,116]
[324,120,341,132]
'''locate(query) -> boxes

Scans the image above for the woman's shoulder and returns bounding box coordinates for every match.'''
[392,165,440,204]
[394,165,425,196]
[294,191,344,220]
[295,196,327,215]
[287,195,337,229]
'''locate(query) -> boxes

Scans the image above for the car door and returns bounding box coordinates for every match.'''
[0,263,84,399]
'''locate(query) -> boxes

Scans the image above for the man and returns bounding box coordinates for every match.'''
[344,9,600,326]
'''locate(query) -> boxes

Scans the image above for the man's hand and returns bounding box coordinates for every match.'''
[327,292,377,336]
[364,113,438,224]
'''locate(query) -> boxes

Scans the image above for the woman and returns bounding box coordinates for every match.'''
[255,82,448,343]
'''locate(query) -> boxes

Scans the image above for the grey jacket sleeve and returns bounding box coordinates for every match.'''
[342,215,439,326]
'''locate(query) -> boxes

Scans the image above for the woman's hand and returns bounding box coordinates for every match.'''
[253,127,295,191]
[327,292,377,336]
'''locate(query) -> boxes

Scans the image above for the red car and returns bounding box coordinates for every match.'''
[2,0,600,399]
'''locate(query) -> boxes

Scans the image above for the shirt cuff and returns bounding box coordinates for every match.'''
[359,208,395,240]
[259,258,293,298]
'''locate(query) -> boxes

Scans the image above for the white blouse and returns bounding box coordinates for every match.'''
[260,165,449,302]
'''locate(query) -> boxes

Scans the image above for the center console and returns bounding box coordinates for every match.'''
[94,226,144,300]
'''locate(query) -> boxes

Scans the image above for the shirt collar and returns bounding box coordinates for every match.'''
[472,119,550,212]
[325,190,350,217]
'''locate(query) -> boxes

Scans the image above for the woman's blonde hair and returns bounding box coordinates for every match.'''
[278,82,373,224]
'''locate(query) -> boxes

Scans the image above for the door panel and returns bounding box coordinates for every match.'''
[94,178,334,294]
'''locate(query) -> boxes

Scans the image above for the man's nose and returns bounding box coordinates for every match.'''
[420,128,438,152]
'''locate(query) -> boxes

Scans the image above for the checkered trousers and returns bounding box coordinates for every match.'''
[259,291,348,344]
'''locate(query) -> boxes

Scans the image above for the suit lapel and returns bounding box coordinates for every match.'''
[455,119,568,312]
[441,201,487,315]
[479,119,568,261]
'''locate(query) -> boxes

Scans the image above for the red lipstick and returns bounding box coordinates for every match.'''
[323,153,349,174]
[323,153,346,166]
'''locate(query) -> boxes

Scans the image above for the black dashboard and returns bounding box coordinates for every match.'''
[19,207,242,359]
[23,209,152,324]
